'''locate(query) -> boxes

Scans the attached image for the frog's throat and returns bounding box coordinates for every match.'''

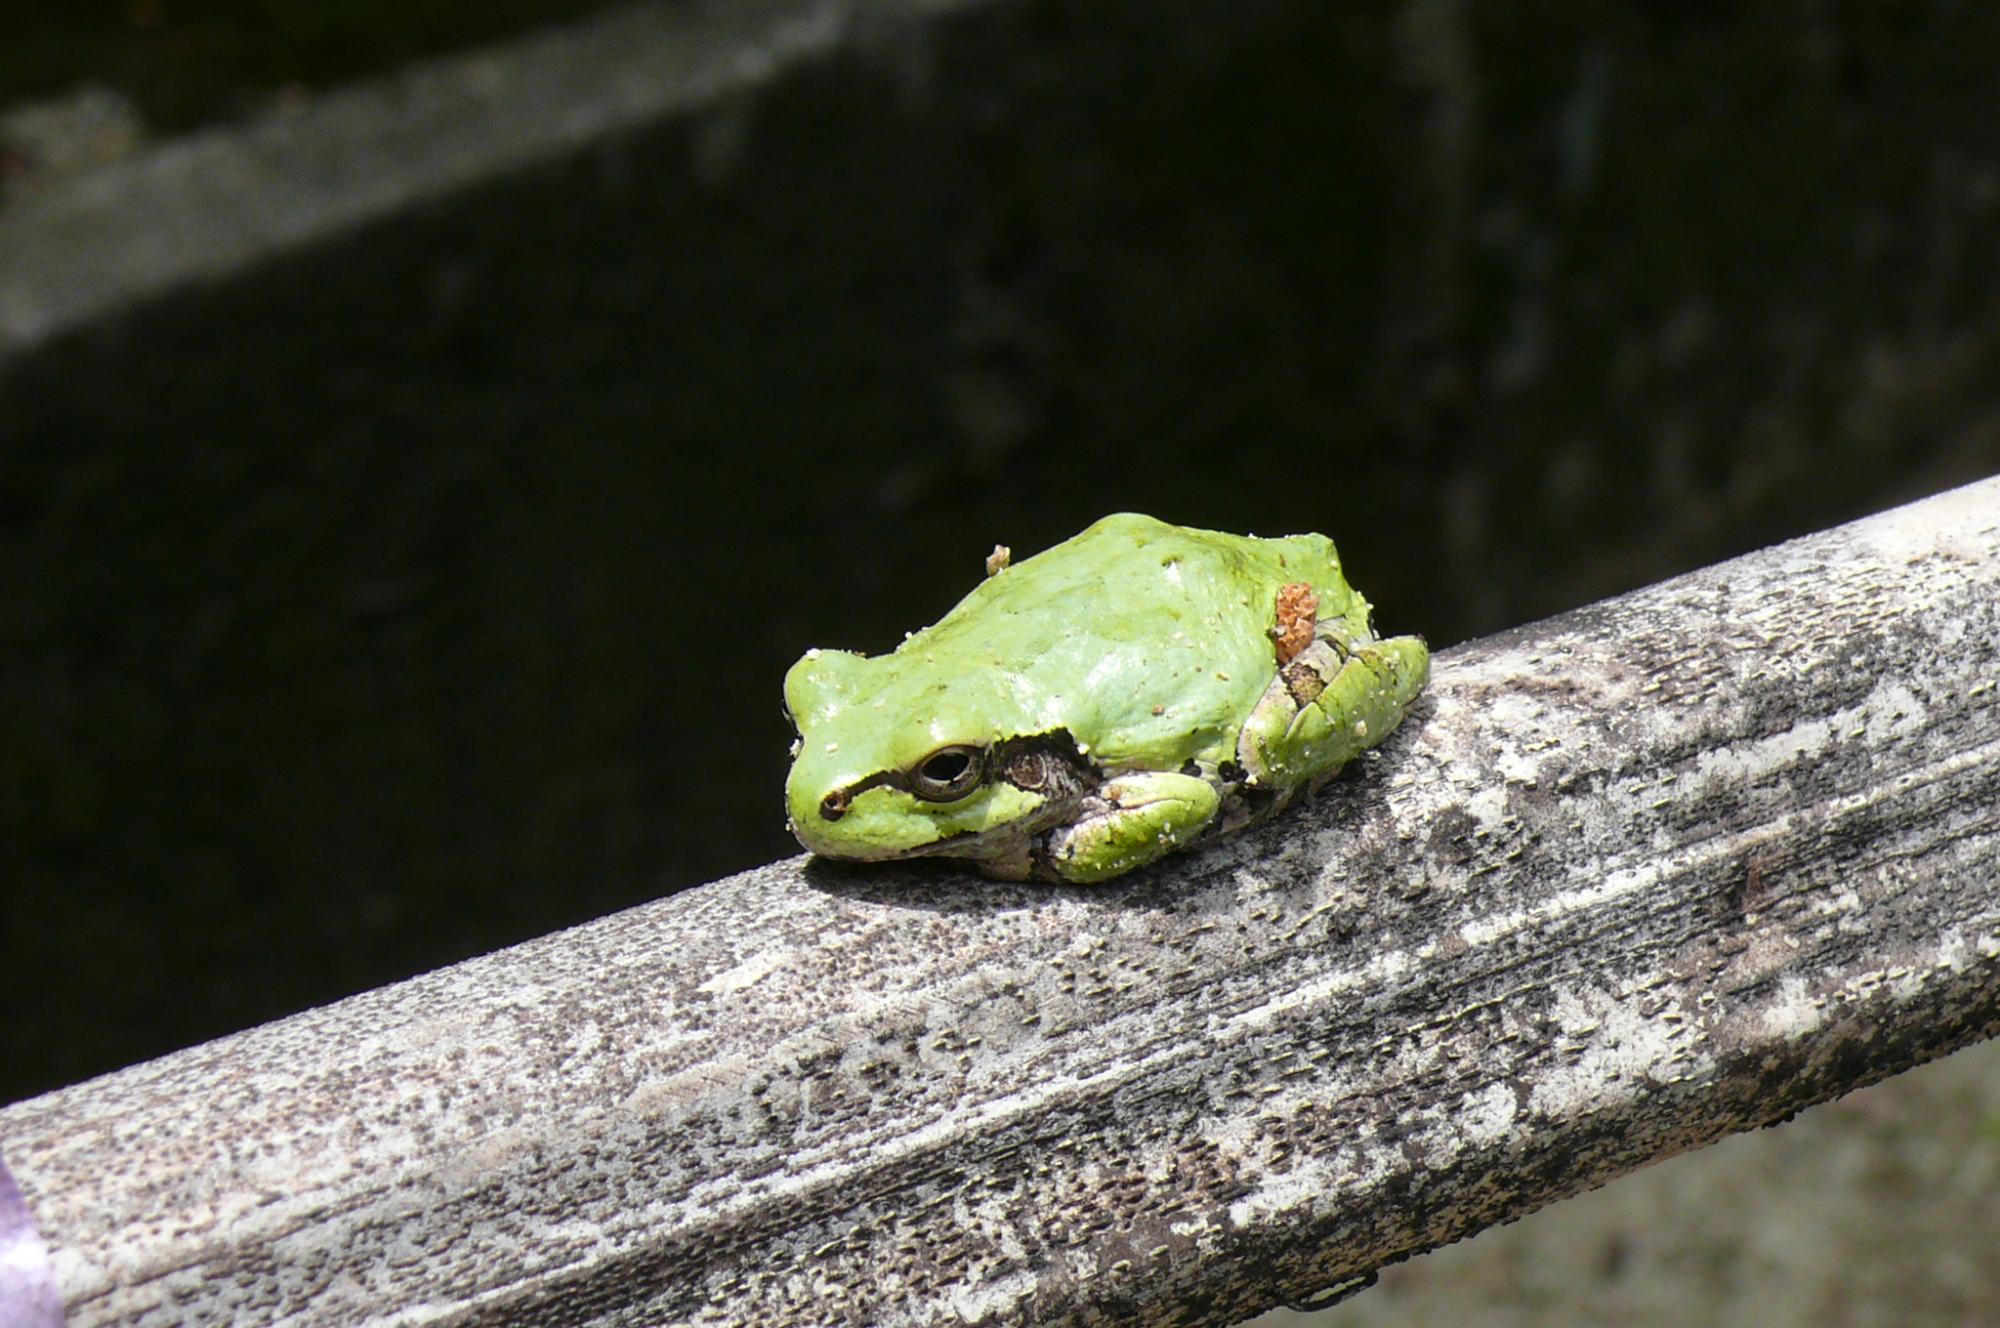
[885,784,1090,879]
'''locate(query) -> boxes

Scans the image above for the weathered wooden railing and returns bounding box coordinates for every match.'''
[3,476,1997,1327]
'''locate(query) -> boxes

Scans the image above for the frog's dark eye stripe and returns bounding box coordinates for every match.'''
[817,749,986,818]
[819,730,1088,820]
[908,745,985,802]
[818,769,894,821]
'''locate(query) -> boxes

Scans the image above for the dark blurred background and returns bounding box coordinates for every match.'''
[2,0,1997,1108]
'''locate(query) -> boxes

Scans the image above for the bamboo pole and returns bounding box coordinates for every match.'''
[4,476,1998,1327]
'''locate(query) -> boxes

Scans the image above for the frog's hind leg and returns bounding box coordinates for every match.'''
[1237,628,1428,794]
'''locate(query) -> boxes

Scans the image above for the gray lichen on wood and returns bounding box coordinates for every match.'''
[3,478,1998,1327]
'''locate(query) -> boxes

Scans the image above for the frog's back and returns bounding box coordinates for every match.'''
[901,514,1350,767]
[930,513,1343,629]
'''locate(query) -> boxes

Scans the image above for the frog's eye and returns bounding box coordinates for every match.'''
[909,745,985,802]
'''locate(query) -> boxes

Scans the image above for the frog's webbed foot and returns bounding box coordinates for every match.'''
[1038,772,1220,884]
[1237,625,1428,791]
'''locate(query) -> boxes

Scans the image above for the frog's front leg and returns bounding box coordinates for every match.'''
[1238,629,1429,790]
[1042,772,1220,884]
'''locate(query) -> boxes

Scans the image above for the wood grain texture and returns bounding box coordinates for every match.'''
[4,477,1998,1327]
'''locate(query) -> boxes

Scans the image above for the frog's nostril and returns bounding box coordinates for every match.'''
[820,788,851,821]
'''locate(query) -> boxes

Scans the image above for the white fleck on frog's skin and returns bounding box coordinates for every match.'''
[783,513,1429,883]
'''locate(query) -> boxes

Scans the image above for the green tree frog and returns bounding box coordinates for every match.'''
[784,514,1428,883]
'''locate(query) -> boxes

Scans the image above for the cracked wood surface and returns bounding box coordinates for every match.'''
[3,477,1998,1327]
